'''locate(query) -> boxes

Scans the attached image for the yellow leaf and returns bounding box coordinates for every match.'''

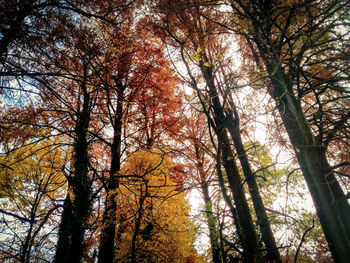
[217,54,223,61]
[204,62,210,67]
[196,47,202,53]
[191,54,201,62]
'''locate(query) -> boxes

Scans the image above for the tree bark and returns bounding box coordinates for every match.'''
[266,65,350,262]
[200,63,263,262]
[98,86,124,263]
[226,110,282,263]
[55,70,92,263]
[55,195,74,263]
[55,117,92,263]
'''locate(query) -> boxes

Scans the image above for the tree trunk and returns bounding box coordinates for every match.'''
[97,139,121,263]
[98,86,124,263]
[215,148,243,250]
[131,187,146,263]
[204,200,222,263]
[55,195,74,263]
[232,1,350,258]
[55,126,92,263]
[226,110,282,263]
[55,76,92,263]
[220,131,263,262]
[266,66,350,262]
[200,63,263,262]
[21,211,35,263]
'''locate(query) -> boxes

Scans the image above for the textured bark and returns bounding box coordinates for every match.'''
[267,67,350,262]
[55,117,92,263]
[98,86,124,263]
[220,131,262,263]
[55,72,92,263]
[226,110,282,263]
[200,63,263,262]
[97,139,121,263]
[55,195,74,263]
[215,149,243,248]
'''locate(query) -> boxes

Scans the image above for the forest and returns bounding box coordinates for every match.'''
[0,1,349,262]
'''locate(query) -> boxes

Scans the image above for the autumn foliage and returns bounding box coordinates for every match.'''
[1,1,349,263]
[113,150,197,262]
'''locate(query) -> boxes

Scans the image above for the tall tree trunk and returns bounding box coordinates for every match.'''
[220,130,262,262]
[55,117,92,263]
[200,63,263,262]
[55,75,92,263]
[215,147,243,251]
[55,195,74,263]
[226,109,282,263]
[21,207,35,263]
[203,200,222,263]
[98,86,124,263]
[97,136,121,263]
[266,65,350,262]
[218,220,228,263]
[230,1,350,259]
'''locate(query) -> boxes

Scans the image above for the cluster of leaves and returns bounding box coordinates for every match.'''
[0,135,68,262]
[113,150,199,262]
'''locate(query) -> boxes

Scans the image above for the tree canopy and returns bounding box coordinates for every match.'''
[0,1,349,262]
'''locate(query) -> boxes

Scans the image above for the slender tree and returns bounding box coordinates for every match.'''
[221,1,350,261]
[151,2,264,261]
[96,16,183,262]
[53,28,96,263]
[183,112,223,263]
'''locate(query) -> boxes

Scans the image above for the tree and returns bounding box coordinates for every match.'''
[219,1,350,261]
[113,149,200,263]
[2,2,197,262]
[0,0,134,63]
[151,1,283,261]
[95,21,135,263]
[150,3,262,261]
[96,16,183,262]
[0,132,68,263]
[178,110,223,263]
[0,5,138,259]
[2,0,347,262]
